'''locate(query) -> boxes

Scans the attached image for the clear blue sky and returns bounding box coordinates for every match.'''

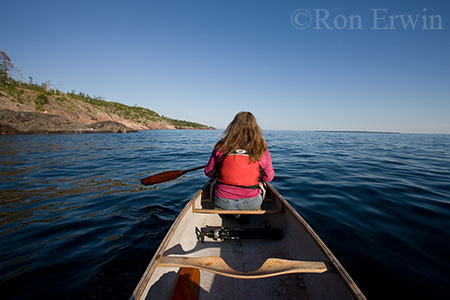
[2,0,449,133]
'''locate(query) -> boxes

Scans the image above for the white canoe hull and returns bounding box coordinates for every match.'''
[131,181,366,300]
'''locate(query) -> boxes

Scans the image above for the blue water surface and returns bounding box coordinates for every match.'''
[0,130,449,299]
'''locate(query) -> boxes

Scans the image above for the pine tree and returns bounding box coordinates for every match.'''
[0,50,15,87]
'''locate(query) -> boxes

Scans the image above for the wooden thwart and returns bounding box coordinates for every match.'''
[158,256,327,279]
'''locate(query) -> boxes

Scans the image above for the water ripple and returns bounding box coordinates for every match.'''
[0,131,449,299]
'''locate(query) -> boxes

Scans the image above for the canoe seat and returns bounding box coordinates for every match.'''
[192,181,284,215]
[158,256,328,279]
[192,207,284,214]
[193,196,284,214]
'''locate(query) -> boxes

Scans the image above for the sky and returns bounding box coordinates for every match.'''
[2,0,449,133]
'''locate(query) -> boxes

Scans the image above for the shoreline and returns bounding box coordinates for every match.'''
[0,109,215,135]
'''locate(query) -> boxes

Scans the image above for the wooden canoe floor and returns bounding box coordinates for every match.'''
[134,183,365,300]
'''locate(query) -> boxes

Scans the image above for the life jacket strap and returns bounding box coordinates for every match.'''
[217,181,261,189]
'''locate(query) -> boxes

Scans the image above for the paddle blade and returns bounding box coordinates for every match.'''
[170,267,200,300]
[141,170,184,186]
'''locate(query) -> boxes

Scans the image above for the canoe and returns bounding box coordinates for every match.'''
[130,180,367,300]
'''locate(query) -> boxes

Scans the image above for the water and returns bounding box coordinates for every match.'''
[0,130,449,299]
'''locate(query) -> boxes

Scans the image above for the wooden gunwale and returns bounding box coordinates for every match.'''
[266,183,367,300]
[130,185,204,300]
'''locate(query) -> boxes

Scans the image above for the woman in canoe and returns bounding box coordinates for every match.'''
[205,111,274,210]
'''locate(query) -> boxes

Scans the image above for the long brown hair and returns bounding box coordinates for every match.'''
[215,112,267,162]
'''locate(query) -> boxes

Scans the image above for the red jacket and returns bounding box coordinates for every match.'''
[218,151,260,187]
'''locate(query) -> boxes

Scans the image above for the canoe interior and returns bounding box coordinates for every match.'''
[131,182,366,300]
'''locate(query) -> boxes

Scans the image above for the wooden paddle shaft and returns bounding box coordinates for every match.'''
[181,165,205,174]
[141,165,205,186]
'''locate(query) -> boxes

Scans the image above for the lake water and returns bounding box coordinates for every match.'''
[1,130,449,299]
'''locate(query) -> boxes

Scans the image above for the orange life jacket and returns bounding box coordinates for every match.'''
[218,151,260,188]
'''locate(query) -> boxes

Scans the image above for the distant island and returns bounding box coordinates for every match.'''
[0,51,214,135]
[315,130,400,134]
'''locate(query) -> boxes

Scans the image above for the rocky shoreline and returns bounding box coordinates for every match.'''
[0,85,214,134]
[0,109,137,135]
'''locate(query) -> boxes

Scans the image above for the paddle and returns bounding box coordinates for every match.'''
[140,165,205,186]
[170,267,200,300]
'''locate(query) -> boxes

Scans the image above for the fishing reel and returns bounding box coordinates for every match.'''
[195,224,283,243]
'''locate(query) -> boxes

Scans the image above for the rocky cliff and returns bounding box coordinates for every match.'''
[0,109,137,134]
[0,84,213,134]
